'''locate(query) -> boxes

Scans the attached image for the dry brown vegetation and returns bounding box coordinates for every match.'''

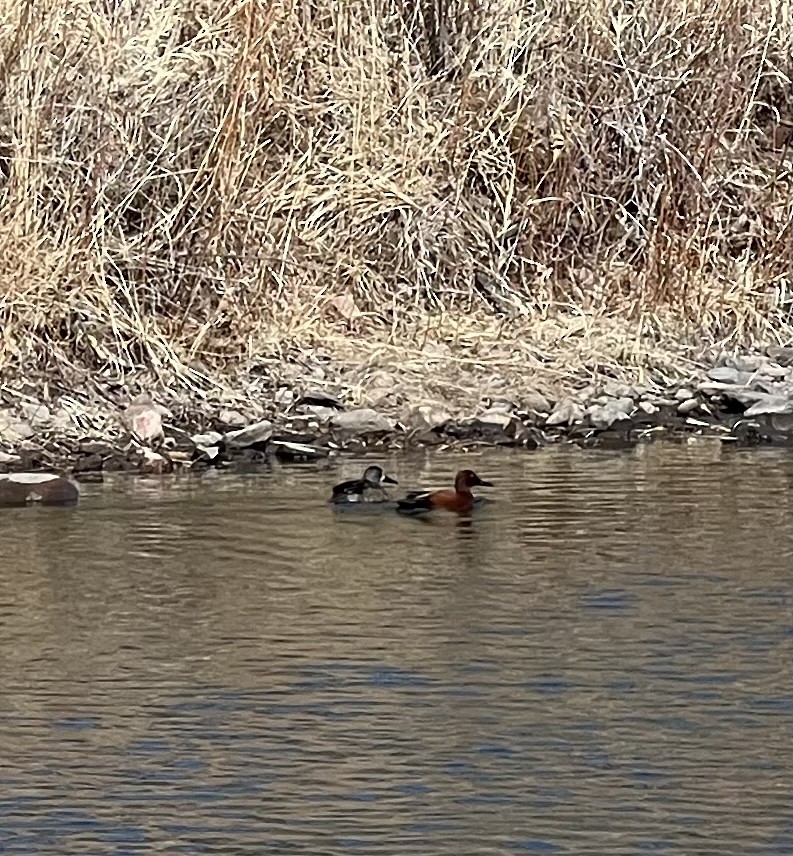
[0,0,790,394]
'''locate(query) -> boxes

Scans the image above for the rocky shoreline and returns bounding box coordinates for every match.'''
[1,346,793,478]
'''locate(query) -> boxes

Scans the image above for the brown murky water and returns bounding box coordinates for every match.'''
[0,445,791,855]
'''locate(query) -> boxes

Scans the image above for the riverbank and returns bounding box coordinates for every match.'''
[0,3,789,474]
[2,313,793,478]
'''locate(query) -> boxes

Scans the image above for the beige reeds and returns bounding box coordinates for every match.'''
[0,0,789,389]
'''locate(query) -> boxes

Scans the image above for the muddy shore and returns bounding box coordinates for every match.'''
[1,345,793,478]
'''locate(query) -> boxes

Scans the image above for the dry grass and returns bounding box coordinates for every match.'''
[0,0,790,393]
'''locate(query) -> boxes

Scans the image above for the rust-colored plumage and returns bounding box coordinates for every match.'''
[397,469,493,514]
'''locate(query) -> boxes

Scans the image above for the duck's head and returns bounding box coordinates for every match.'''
[363,465,398,487]
[455,469,494,490]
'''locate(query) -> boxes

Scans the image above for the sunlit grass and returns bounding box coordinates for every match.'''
[0,0,789,388]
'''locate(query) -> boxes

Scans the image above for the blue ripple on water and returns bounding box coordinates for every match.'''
[581,589,634,610]
[51,716,100,730]
[509,838,566,853]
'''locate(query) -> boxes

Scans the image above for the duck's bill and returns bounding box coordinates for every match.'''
[382,474,399,485]
[478,479,494,487]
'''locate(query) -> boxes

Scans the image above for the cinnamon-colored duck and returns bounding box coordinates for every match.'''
[396,469,493,515]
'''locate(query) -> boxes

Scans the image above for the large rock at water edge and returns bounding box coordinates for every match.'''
[0,473,80,506]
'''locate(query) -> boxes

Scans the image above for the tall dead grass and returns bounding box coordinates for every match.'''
[0,0,790,385]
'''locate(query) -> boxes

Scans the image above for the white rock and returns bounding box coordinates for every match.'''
[191,431,223,447]
[0,472,59,484]
[677,398,700,414]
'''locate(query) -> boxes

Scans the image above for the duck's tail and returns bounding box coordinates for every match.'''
[396,490,434,513]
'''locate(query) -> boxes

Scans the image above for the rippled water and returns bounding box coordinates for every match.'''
[0,444,791,854]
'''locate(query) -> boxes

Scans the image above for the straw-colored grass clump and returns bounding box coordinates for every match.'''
[0,0,790,387]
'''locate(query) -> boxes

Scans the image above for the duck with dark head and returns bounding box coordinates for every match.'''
[396,469,493,515]
[330,465,398,505]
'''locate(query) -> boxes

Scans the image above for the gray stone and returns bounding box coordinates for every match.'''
[602,381,636,399]
[51,409,74,431]
[587,397,633,430]
[707,366,752,385]
[330,408,394,434]
[0,411,33,443]
[546,399,584,426]
[677,398,700,414]
[300,405,337,423]
[770,413,793,433]
[674,388,694,401]
[274,387,294,406]
[766,345,793,366]
[758,362,788,379]
[475,407,513,429]
[20,403,51,427]
[638,401,658,414]
[522,391,551,413]
[729,355,765,372]
[219,409,248,428]
[224,419,274,447]
[137,448,169,474]
[743,395,793,417]
[412,403,453,430]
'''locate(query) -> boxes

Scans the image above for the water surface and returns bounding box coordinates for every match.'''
[0,445,791,854]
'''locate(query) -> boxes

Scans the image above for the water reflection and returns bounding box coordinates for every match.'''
[0,446,791,854]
